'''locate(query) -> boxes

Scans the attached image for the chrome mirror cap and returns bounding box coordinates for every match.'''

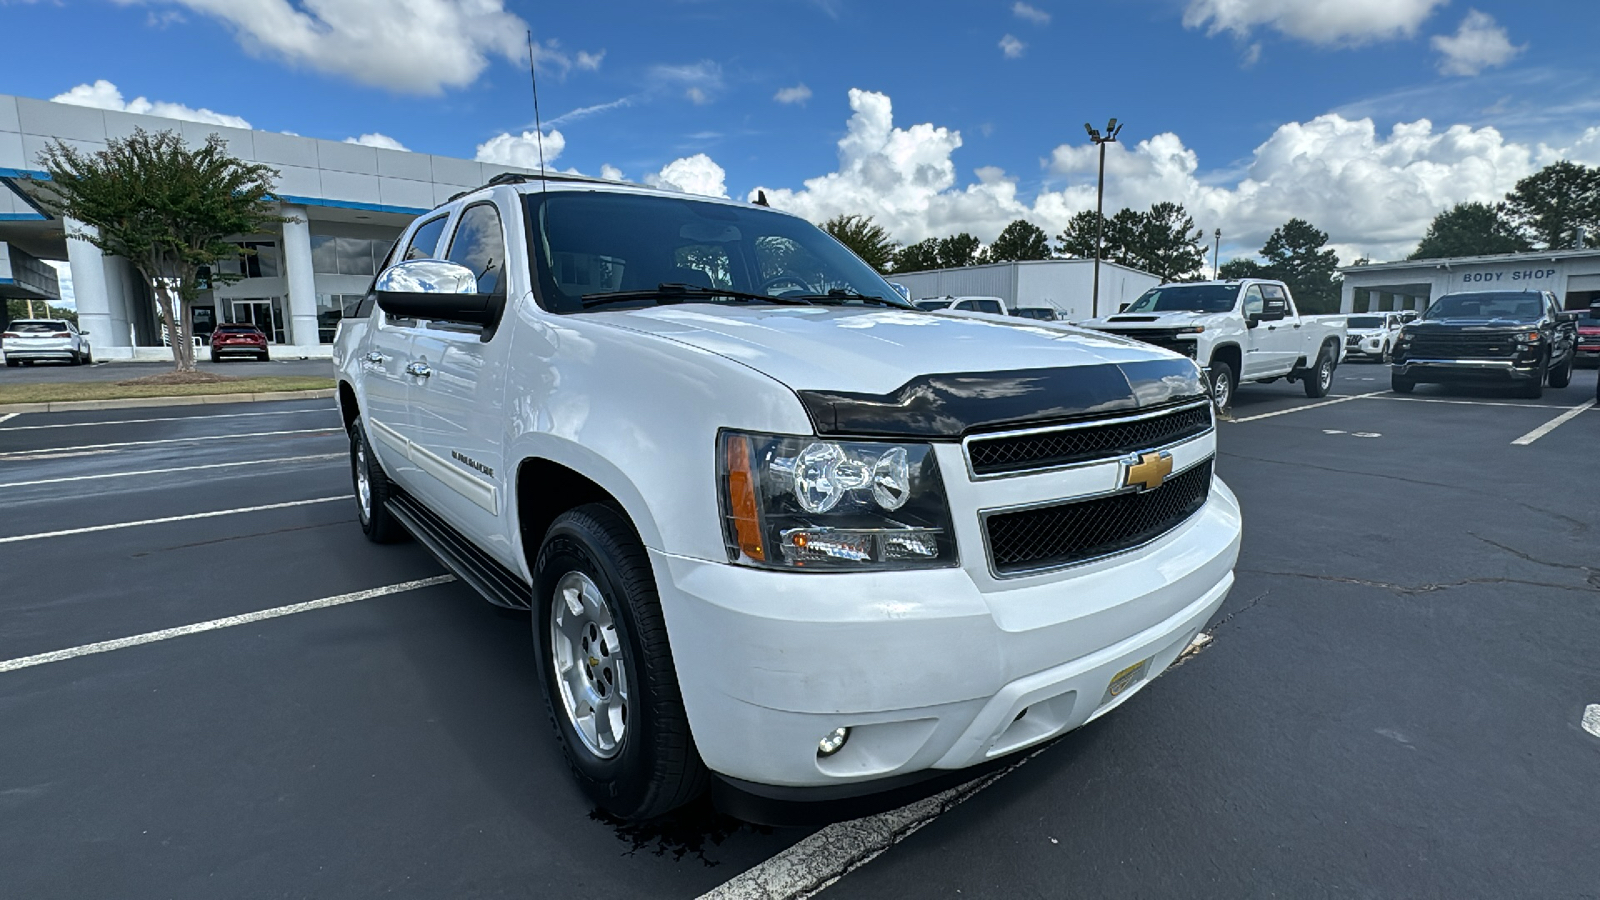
[375,259,479,295]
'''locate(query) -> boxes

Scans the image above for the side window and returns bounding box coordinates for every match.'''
[404,216,449,262]
[1242,285,1264,317]
[977,300,1004,315]
[445,203,507,295]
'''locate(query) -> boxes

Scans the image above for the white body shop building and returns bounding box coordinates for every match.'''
[890,258,1160,321]
[1339,249,1600,315]
[0,91,539,359]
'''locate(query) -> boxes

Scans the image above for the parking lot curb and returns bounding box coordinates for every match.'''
[0,388,337,415]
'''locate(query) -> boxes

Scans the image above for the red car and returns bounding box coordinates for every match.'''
[1577,306,1600,367]
[209,324,270,362]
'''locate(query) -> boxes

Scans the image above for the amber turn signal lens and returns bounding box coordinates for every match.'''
[724,433,765,562]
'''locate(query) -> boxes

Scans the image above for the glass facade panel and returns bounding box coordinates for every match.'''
[311,235,339,274]
[316,293,365,343]
[337,237,377,276]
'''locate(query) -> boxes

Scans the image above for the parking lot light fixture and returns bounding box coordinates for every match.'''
[1085,118,1124,317]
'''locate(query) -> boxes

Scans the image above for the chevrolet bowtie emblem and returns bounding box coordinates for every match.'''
[1123,450,1174,491]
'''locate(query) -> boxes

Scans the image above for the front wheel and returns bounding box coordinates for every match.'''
[1303,349,1335,398]
[534,504,707,821]
[1518,356,1547,399]
[349,417,408,543]
[1208,360,1236,415]
[1391,372,1415,394]
[1547,352,1573,389]
[4,359,17,368]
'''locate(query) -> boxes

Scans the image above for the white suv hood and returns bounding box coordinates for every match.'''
[593,305,1174,394]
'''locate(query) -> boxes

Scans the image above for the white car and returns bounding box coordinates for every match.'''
[1078,280,1346,412]
[914,295,1007,314]
[2,318,92,366]
[334,175,1241,820]
[1343,312,1405,362]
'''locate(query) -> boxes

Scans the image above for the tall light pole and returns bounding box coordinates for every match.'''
[1084,118,1123,317]
[1213,228,1221,280]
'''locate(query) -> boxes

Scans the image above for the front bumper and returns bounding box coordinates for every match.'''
[652,478,1240,792]
[1392,357,1542,383]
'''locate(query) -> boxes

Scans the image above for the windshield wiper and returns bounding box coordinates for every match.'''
[788,289,903,307]
[581,282,813,309]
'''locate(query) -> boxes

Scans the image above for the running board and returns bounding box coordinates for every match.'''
[386,490,531,610]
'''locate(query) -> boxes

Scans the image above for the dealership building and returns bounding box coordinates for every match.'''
[0,91,539,359]
[1338,248,1600,315]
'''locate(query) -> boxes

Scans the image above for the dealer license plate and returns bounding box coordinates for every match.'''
[1101,658,1151,705]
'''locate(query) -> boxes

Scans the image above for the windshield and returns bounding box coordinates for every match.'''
[1123,285,1237,314]
[526,191,914,313]
[1424,293,1543,322]
[915,300,951,311]
[1347,316,1384,329]
[10,321,67,333]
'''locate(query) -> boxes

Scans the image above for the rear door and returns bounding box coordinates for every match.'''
[404,200,514,543]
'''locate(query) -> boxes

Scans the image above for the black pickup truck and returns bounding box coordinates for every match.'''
[1391,290,1579,399]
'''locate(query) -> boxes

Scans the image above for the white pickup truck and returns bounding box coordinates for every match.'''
[333,175,1241,821]
[1078,279,1346,411]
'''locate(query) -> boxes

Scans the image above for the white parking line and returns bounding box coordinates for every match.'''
[0,407,335,431]
[1371,395,1579,410]
[0,428,339,460]
[1511,399,1596,446]
[0,575,456,674]
[0,496,344,544]
[1229,392,1384,423]
[1583,705,1600,739]
[0,454,343,489]
[0,413,17,425]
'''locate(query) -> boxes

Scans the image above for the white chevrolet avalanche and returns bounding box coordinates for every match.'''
[333,174,1242,820]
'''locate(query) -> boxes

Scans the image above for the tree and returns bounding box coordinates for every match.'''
[1127,202,1207,282]
[985,219,1051,262]
[1261,218,1341,314]
[936,233,983,269]
[823,213,898,274]
[30,128,283,372]
[1410,202,1532,259]
[1054,209,1138,266]
[1218,258,1268,280]
[1503,161,1600,250]
[892,238,941,273]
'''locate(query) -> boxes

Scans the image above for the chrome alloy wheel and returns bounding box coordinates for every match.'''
[1211,370,1231,411]
[550,571,629,759]
[355,440,372,521]
[1318,358,1333,391]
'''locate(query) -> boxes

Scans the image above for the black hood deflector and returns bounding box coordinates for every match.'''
[797,357,1208,439]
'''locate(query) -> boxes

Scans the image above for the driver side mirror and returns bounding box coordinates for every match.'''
[1246,313,1262,329]
[78,330,90,336]
[374,259,493,324]
[1118,303,1130,312]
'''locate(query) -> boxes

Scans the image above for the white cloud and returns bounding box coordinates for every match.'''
[1183,0,1446,45]
[747,88,1589,262]
[46,260,74,308]
[474,129,566,170]
[1012,2,1050,25]
[1432,10,1524,77]
[774,83,813,105]
[650,60,724,104]
[645,154,728,198]
[600,164,625,182]
[114,0,598,95]
[344,132,408,151]
[999,34,1026,58]
[575,49,605,71]
[51,79,251,129]
[547,96,632,127]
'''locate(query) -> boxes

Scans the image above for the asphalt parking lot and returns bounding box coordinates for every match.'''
[1,365,1597,898]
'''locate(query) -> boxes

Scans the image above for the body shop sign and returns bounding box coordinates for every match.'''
[1461,268,1557,284]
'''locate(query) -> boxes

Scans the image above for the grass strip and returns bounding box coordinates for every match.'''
[0,376,334,404]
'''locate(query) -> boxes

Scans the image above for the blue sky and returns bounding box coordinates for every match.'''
[4,0,1599,262]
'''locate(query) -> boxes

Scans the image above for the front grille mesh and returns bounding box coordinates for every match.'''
[985,460,1213,575]
[1407,334,1517,357]
[967,404,1212,477]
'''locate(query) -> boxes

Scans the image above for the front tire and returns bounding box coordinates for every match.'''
[4,359,17,368]
[1391,372,1415,393]
[1547,352,1573,389]
[349,417,408,544]
[1304,347,1335,398]
[1518,355,1548,399]
[1208,360,1236,415]
[534,504,707,821]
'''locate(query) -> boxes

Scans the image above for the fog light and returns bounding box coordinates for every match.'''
[817,726,851,757]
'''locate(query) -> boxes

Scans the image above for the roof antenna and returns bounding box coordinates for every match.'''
[526,30,549,192]
[754,190,769,207]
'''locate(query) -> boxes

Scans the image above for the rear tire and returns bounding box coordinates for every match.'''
[1547,352,1573,389]
[1207,360,1236,415]
[1303,347,1334,398]
[259,351,270,362]
[83,348,92,365]
[349,416,408,544]
[1391,372,1415,394]
[534,504,708,821]
[209,351,219,364]
[4,359,17,368]
[69,351,81,367]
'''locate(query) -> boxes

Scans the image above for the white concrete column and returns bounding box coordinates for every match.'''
[280,204,320,347]
[1340,280,1357,313]
[64,217,122,348]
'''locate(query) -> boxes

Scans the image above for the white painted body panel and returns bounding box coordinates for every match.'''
[335,181,1243,790]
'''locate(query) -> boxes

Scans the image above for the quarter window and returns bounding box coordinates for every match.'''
[446,204,508,295]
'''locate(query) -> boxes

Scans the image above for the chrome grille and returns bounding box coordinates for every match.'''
[1406,333,1518,358]
[984,460,1213,576]
[965,403,1212,478]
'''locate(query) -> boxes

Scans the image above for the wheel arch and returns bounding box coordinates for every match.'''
[1210,342,1242,374]
[336,379,360,434]
[513,450,664,579]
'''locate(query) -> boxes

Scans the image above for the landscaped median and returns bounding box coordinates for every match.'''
[0,374,336,412]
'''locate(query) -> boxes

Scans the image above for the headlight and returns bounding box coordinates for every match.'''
[718,431,958,570]
[1512,331,1542,344]
[1175,325,1205,334]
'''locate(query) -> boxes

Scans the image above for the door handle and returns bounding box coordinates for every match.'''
[363,351,386,364]
[1293,323,1302,328]
[405,361,433,378]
